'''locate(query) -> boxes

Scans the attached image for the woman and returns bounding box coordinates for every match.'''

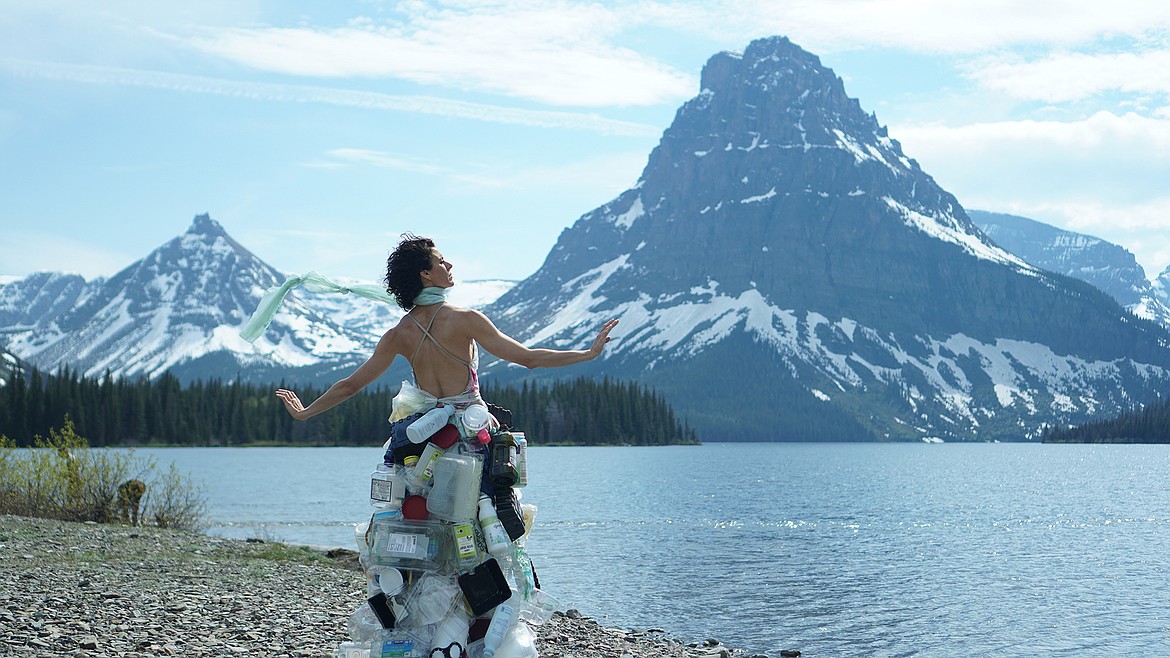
[275,234,618,421]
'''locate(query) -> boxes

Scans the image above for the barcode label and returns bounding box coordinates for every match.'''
[383,533,420,556]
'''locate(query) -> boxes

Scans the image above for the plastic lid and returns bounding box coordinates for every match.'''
[377,568,404,596]
[432,423,460,449]
[402,495,430,520]
[404,455,419,467]
[476,428,492,445]
[462,404,491,431]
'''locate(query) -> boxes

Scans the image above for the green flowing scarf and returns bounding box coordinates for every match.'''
[239,271,395,343]
[413,287,448,306]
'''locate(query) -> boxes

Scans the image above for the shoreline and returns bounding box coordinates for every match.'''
[0,515,763,658]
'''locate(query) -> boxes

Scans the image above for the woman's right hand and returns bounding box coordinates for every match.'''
[587,318,620,358]
[275,389,310,421]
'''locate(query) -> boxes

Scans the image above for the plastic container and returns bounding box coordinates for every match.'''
[369,631,425,658]
[430,606,471,658]
[482,593,519,658]
[458,557,512,616]
[427,453,482,522]
[370,463,407,508]
[513,433,527,488]
[399,573,460,629]
[406,404,455,444]
[409,425,460,489]
[460,404,492,437]
[491,488,525,542]
[335,641,371,658]
[476,495,511,556]
[488,434,518,488]
[368,517,451,572]
[517,588,559,626]
[451,521,481,572]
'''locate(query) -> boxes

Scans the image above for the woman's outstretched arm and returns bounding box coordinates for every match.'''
[276,328,401,420]
[470,311,618,369]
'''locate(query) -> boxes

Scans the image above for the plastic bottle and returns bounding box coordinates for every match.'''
[477,494,511,556]
[482,593,519,658]
[406,404,455,443]
[488,434,519,488]
[409,424,460,489]
[512,432,528,488]
[370,463,406,508]
[451,521,481,572]
[334,641,371,658]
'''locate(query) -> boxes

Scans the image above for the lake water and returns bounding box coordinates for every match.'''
[138,443,1170,657]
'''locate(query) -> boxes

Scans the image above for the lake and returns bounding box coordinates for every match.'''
[137,443,1170,657]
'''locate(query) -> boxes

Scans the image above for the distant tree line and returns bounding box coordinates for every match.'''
[481,377,697,445]
[1043,396,1170,443]
[0,367,696,446]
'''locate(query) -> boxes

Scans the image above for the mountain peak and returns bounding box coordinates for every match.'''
[187,213,226,238]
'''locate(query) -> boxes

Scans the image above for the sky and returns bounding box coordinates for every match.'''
[2,0,1169,286]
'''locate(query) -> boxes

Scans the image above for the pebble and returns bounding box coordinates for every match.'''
[1,514,770,658]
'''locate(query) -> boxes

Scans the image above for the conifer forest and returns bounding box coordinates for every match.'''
[0,368,697,447]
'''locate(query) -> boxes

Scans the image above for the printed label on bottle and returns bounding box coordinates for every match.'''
[453,523,476,559]
[379,639,414,657]
[383,532,421,557]
[371,478,395,502]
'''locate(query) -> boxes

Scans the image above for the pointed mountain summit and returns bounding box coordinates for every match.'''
[1,213,393,382]
[487,36,1170,441]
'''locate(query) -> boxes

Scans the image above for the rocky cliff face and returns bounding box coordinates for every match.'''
[485,36,1170,441]
[971,210,1170,326]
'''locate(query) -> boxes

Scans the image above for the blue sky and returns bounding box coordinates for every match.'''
[2,1,1169,285]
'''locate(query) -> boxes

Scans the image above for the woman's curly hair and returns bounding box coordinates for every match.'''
[384,234,436,309]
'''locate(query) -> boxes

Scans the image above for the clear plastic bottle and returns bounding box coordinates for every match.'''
[426,453,482,522]
[370,463,406,508]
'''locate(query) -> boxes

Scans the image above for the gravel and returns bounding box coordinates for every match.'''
[0,516,769,658]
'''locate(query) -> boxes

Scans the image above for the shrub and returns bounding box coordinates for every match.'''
[0,416,207,530]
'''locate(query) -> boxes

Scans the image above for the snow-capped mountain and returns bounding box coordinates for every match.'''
[971,210,1170,326]
[0,214,515,385]
[484,36,1170,442]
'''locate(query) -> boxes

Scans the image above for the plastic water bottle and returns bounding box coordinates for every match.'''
[482,593,519,658]
[406,404,455,443]
[477,494,511,556]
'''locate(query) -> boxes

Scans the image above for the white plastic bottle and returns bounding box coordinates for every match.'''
[477,494,511,556]
[406,404,455,443]
[513,432,528,488]
[482,593,519,658]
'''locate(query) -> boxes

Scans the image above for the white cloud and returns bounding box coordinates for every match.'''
[183,2,695,107]
[0,58,659,136]
[966,50,1170,102]
[892,111,1170,204]
[638,0,1170,55]
[315,147,647,194]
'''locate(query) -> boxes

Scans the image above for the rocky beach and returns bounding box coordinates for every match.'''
[0,516,768,658]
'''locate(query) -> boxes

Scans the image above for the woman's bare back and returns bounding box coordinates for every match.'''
[398,304,477,398]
